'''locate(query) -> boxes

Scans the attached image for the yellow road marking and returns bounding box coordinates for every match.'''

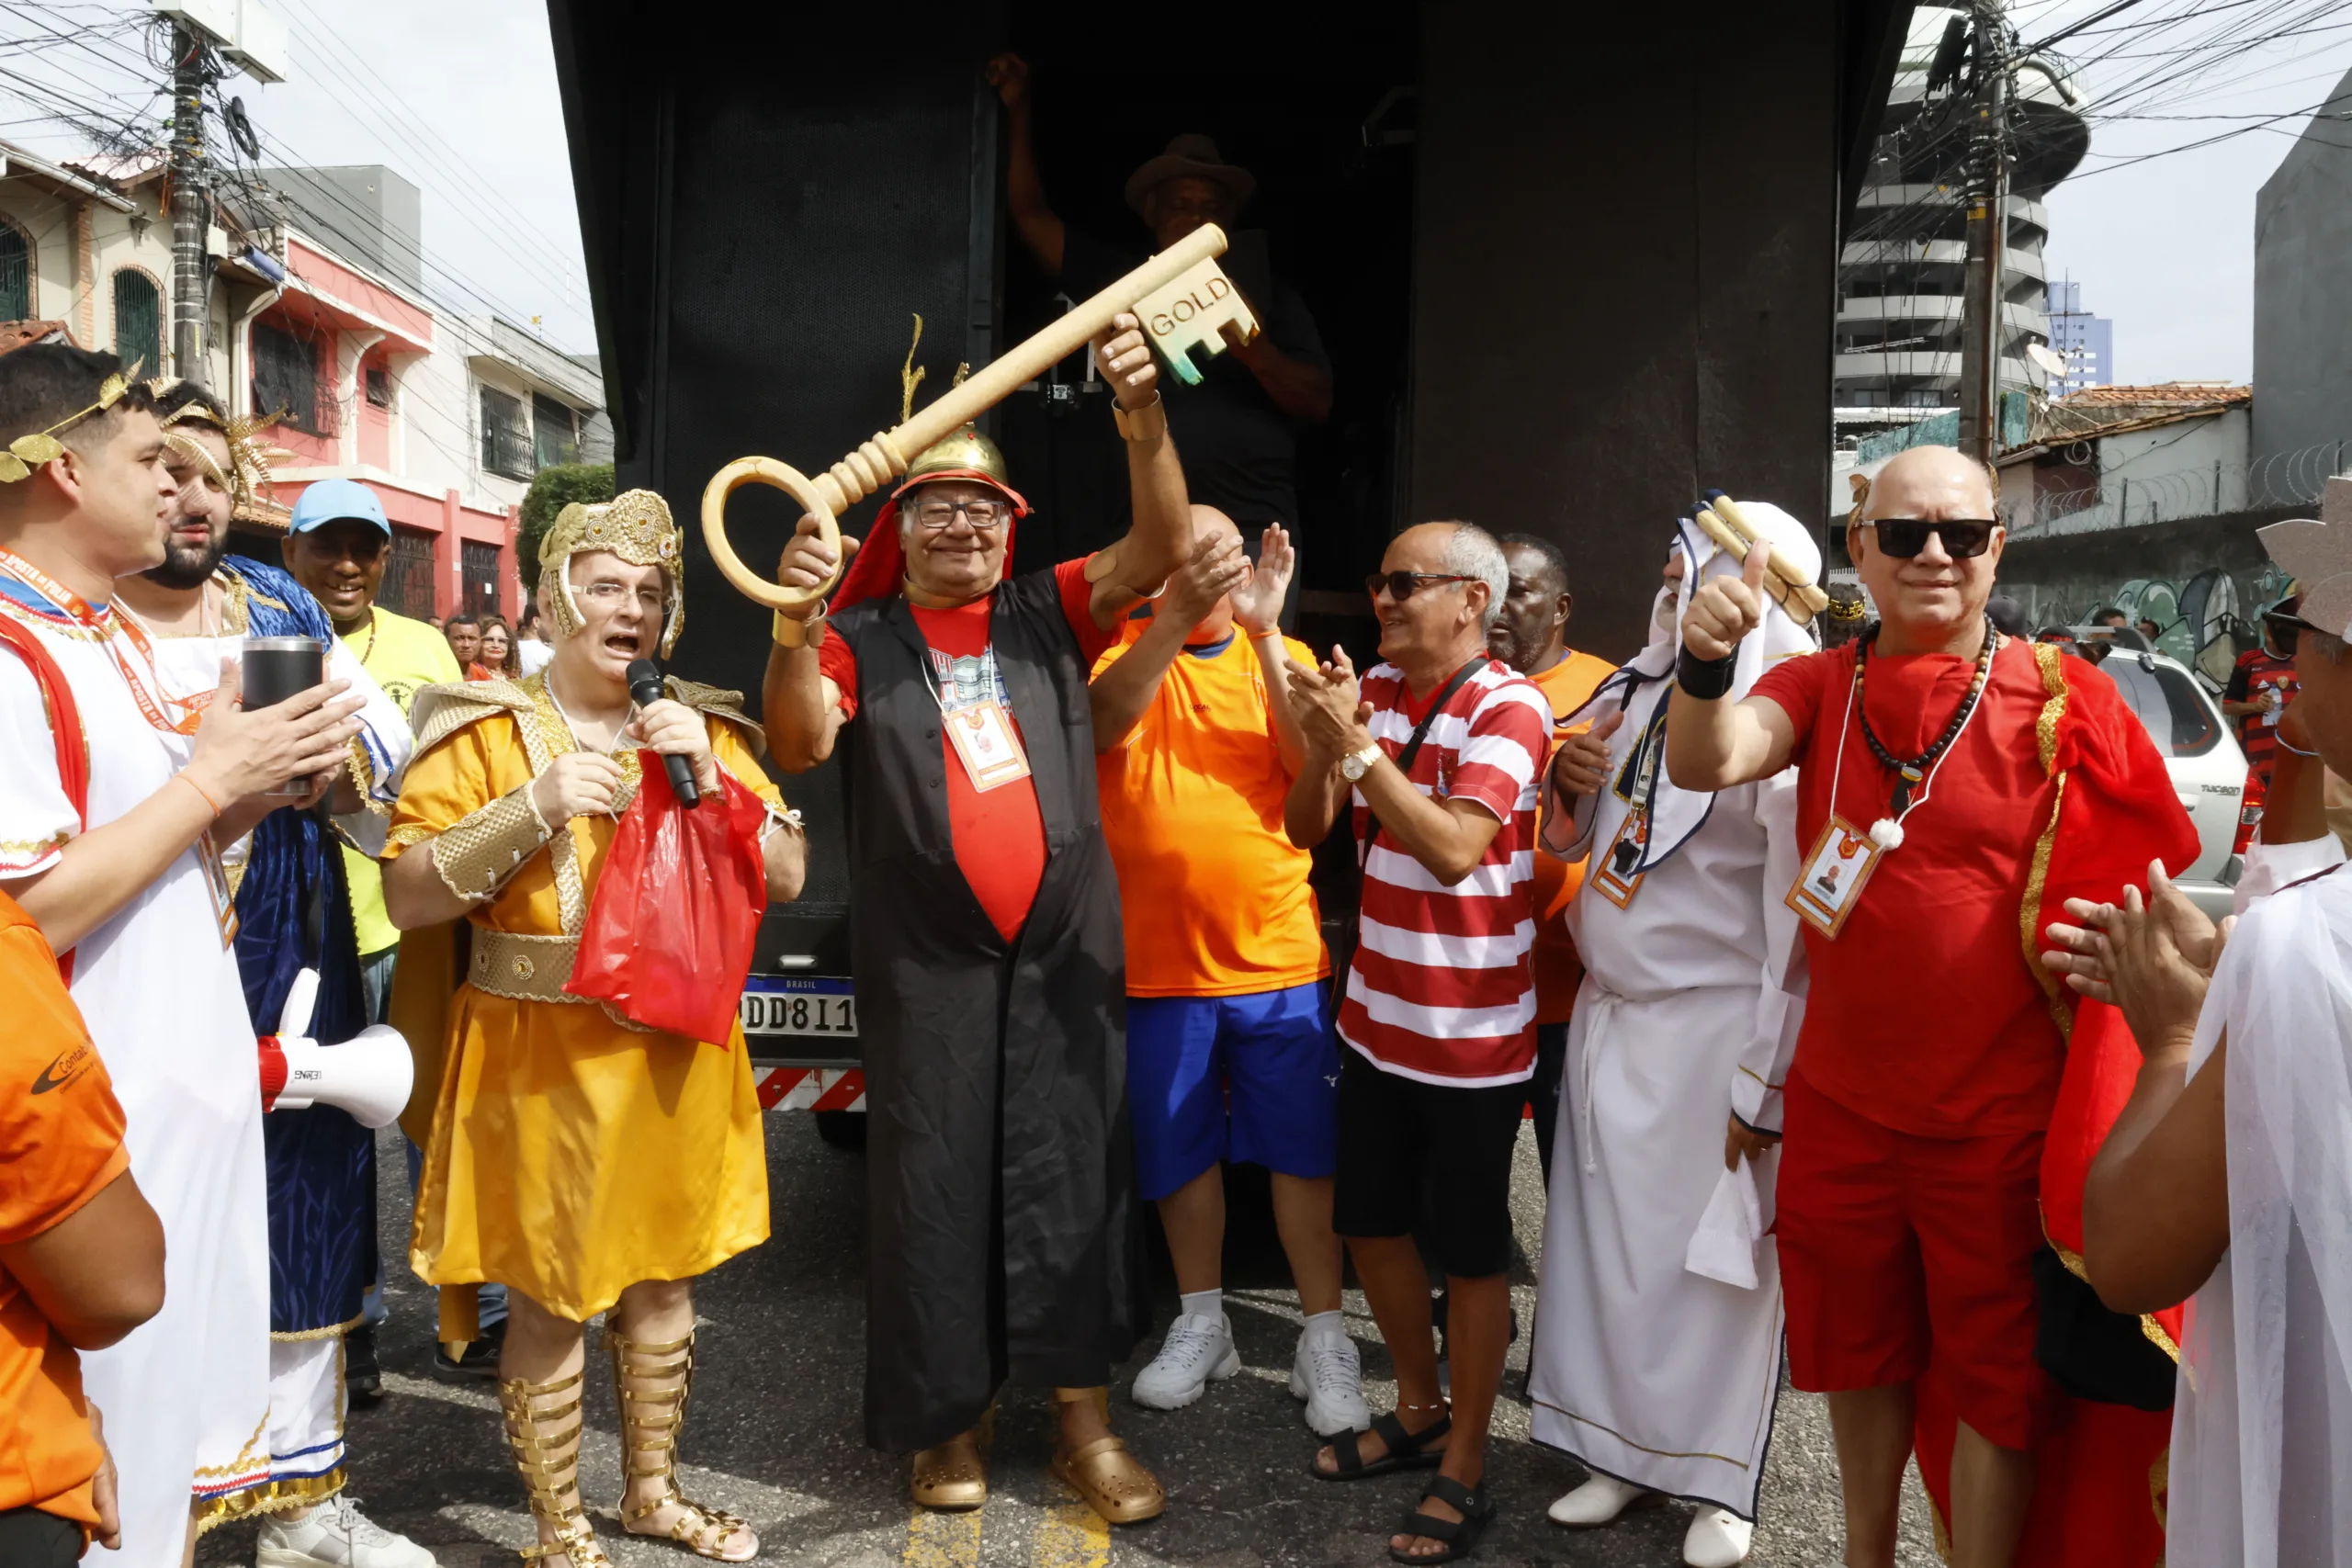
[1033,1486,1111,1568]
[902,1506,981,1568]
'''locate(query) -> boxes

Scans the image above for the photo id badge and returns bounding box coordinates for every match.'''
[1591,807,1650,908]
[1786,814,1883,939]
[945,700,1033,793]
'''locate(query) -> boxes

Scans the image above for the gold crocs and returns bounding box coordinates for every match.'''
[910,1427,987,1512]
[1051,1436,1166,1526]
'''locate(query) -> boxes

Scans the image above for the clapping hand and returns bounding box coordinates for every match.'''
[2042,860,2230,1056]
[1228,524,1295,637]
[1285,646,1371,759]
[1161,529,1252,630]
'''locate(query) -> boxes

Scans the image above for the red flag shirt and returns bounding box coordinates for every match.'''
[1338,658,1551,1086]
[1752,637,2073,1137]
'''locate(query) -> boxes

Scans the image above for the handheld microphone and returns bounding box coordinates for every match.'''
[626,659,702,808]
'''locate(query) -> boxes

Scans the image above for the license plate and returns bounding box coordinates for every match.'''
[740,976,857,1038]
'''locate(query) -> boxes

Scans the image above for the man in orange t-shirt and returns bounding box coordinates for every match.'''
[1489,535,1613,1180]
[0,891,164,1565]
[1090,510,1363,1435]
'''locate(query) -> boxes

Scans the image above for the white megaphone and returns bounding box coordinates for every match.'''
[256,967,414,1130]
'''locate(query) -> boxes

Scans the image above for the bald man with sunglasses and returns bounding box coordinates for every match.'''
[1667,446,2199,1568]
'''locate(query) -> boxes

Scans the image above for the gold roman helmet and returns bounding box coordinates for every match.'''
[538,488,686,657]
[887,424,1029,514]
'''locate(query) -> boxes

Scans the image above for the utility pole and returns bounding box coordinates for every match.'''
[166,24,209,381]
[1955,4,2011,463]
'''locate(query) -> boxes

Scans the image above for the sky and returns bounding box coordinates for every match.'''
[2,1,2346,385]
[1,0,596,350]
[2015,0,2352,386]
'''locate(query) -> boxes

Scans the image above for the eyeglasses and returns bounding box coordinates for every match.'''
[914,500,1007,531]
[2263,611,2304,652]
[1857,519,1998,559]
[1366,571,1476,603]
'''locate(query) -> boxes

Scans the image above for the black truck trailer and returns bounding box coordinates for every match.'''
[542,0,1913,1126]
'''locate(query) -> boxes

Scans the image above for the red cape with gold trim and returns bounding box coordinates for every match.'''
[1912,643,2199,1564]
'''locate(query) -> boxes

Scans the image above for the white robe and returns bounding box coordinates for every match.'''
[1526,525,1811,1517]
[147,590,413,1494]
[2168,833,2352,1567]
[0,587,268,1562]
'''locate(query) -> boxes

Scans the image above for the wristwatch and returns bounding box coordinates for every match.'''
[1339,741,1383,783]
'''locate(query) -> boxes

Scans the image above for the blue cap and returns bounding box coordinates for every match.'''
[288,479,391,537]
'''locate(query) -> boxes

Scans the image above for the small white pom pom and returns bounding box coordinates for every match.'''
[1869,818,1905,851]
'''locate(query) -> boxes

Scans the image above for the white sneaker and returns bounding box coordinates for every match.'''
[1547,1473,1653,1528]
[1682,1507,1753,1567]
[1130,1311,1240,1409]
[1288,1327,1371,1436]
[256,1495,437,1568]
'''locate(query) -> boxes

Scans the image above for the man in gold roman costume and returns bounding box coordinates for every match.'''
[382,491,805,1566]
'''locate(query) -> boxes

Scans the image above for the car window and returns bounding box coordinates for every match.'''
[2103,658,2222,758]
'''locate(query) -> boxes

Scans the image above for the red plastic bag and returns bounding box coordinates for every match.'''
[566,753,770,1044]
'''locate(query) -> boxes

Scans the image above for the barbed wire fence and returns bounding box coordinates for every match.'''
[2007,435,2349,536]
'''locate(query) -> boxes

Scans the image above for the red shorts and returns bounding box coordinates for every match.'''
[1776,1069,2056,1450]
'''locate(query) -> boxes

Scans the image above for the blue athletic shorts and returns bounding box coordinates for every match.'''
[1127,982,1340,1201]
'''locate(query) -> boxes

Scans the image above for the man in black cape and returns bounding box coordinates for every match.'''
[763,313,1193,1524]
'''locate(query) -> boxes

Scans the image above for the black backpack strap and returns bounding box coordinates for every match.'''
[1358,658,1487,870]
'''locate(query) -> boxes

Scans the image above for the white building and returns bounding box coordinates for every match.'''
[0,145,606,622]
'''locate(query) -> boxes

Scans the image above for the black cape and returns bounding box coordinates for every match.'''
[833,569,1144,1452]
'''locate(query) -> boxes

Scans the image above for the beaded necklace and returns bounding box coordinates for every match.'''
[1832,616,1998,851]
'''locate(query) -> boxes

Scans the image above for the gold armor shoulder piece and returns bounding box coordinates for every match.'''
[664,675,768,758]
[407,679,537,761]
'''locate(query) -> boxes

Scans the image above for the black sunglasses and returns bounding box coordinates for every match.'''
[1366,570,1476,602]
[1857,518,1998,559]
[2262,610,2304,651]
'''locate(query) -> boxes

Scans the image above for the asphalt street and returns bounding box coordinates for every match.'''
[198,1115,1944,1568]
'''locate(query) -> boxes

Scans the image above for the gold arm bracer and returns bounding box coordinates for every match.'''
[428,787,554,904]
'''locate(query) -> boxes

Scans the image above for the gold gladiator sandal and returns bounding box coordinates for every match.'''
[608,1326,758,1562]
[910,1405,992,1512]
[498,1368,612,1567]
[1049,1386,1166,1526]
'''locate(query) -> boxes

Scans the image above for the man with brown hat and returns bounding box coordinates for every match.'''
[763,313,1193,1526]
[988,53,1331,564]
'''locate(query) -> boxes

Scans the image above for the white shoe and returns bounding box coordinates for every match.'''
[256,1495,437,1568]
[1130,1311,1240,1409]
[1682,1507,1753,1567]
[1547,1473,1653,1528]
[1288,1326,1371,1436]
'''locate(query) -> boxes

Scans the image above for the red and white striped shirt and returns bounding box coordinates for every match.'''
[1338,658,1551,1086]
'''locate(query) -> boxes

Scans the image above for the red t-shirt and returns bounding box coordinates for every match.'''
[819,559,1118,942]
[1750,637,2065,1137]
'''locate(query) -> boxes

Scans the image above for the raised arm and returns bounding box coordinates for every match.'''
[988,54,1066,279]
[1664,543,1799,791]
[762,516,858,773]
[1088,313,1194,627]
[1235,525,1306,774]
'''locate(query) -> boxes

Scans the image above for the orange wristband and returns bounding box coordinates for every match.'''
[175,772,222,818]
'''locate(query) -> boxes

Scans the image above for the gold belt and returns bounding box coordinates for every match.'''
[467,929,585,1004]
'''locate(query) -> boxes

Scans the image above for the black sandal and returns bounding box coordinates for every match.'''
[1309,1410,1452,1481]
[1388,1475,1493,1564]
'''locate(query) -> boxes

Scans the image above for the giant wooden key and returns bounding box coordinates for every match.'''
[702,223,1258,613]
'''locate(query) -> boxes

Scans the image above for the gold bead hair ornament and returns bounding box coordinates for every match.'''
[0,372,130,483]
[538,488,687,658]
